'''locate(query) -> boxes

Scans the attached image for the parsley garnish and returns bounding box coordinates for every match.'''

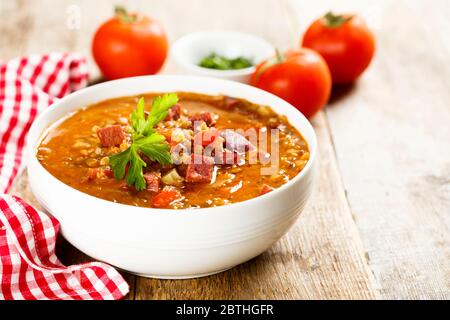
[199,53,253,70]
[109,94,178,191]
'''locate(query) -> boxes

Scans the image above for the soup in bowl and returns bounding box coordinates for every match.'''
[27,76,317,278]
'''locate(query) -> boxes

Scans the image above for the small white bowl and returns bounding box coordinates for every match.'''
[171,31,274,83]
[27,75,317,279]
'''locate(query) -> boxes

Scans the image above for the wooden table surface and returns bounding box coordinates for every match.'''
[2,0,449,300]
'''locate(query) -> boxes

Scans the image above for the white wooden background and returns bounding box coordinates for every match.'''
[1,0,449,299]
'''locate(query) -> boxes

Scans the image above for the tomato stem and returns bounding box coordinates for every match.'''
[115,6,137,23]
[253,49,284,83]
[275,48,285,63]
[323,11,353,28]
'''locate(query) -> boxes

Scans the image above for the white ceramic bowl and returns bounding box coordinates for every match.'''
[171,31,274,83]
[27,75,317,279]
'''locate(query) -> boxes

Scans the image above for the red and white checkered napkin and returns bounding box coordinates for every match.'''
[0,53,129,299]
[0,195,129,299]
[0,53,89,192]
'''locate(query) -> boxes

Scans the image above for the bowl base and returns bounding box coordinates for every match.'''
[129,266,235,280]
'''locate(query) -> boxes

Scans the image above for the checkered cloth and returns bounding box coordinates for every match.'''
[0,53,129,300]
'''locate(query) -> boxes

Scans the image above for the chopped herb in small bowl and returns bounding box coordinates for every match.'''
[198,53,253,70]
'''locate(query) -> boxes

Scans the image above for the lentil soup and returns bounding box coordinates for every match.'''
[37,92,309,209]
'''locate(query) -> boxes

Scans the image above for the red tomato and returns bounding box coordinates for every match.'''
[250,49,331,119]
[302,12,375,84]
[151,189,182,208]
[92,7,168,80]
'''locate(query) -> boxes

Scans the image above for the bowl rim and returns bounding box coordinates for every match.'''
[28,75,317,215]
[171,31,274,77]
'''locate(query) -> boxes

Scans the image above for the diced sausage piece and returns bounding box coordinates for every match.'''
[223,96,241,110]
[165,103,182,121]
[220,130,256,153]
[176,164,188,177]
[185,154,214,183]
[260,184,274,195]
[144,172,161,193]
[189,111,216,126]
[97,125,125,147]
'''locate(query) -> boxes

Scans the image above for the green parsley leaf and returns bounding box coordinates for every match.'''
[131,97,146,135]
[109,147,132,180]
[145,93,179,129]
[125,145,147,191]
[136,133,172,165]
[109,94,178,191]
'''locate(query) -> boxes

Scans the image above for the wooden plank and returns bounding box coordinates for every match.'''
[132,0,375,299]
[134,113,377,300]
[292,0,450,299]
[2,0,376,299]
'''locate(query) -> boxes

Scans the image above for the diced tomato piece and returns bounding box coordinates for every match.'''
[189,111,216,126]
[157,128,172,142]
[84,168,99,182]
[151,189,182,208]
[97,125,125,147]
[102,167,114,178]
[144,172,161,193]
[185,154,214,183]
[260,184,274,195]
[194,128,220,147]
